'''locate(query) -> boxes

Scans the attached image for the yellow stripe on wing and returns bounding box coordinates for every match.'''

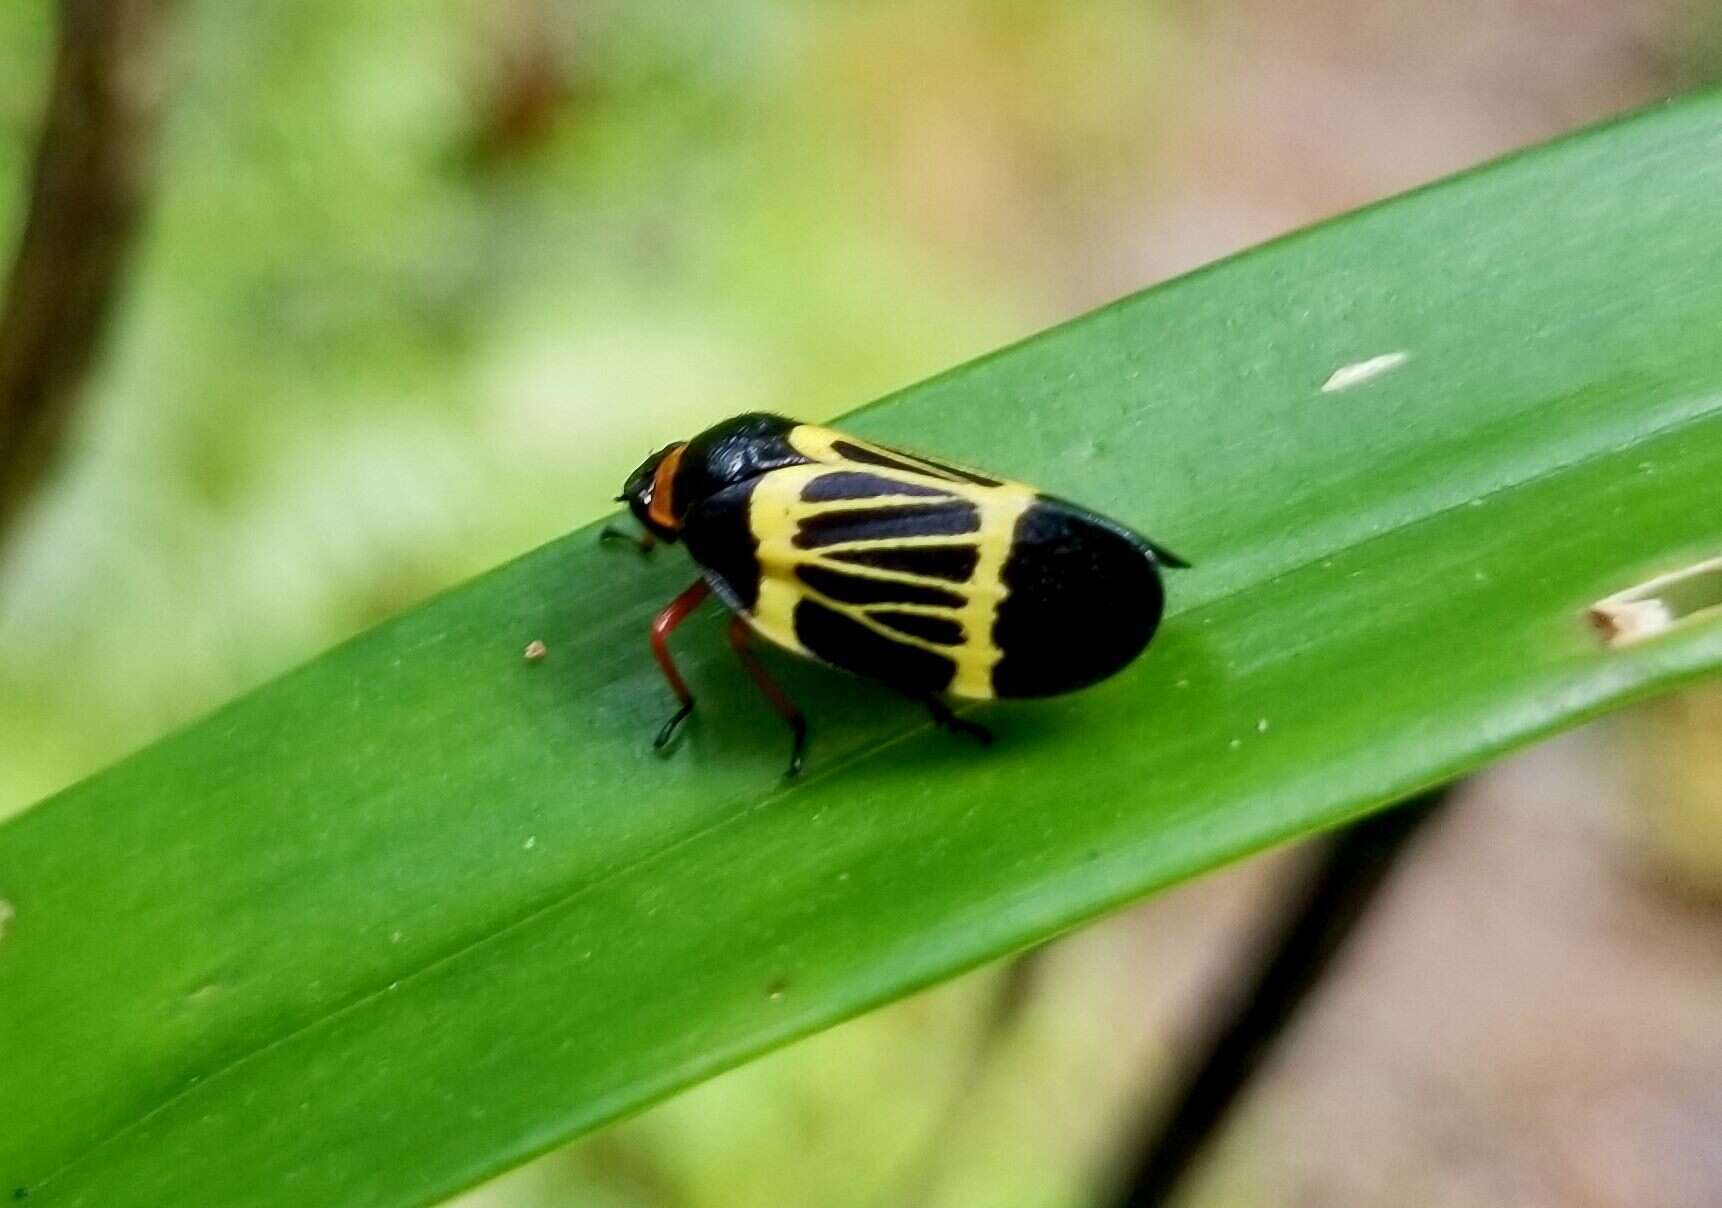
[745,451,1032,699]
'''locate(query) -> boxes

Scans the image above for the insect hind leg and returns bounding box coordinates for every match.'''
[727,615,809,777]
[923,695,993,747]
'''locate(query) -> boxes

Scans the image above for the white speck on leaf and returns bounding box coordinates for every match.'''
[523,639,548,661]
[523,836,537,850]
[1321,351,1409,393]
[0,898,13,945]
[1256,718,1270,734]
[1229,738,1243,750]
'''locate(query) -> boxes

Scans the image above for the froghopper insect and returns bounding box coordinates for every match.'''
[609,413,1188,775]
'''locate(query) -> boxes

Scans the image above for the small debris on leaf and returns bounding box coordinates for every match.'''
[1589,555,1722,647]
[523,639,548,662]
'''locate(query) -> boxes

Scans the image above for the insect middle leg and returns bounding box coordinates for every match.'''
[728,615,809,777]
[650,579,711,750]
[923,694,993,747]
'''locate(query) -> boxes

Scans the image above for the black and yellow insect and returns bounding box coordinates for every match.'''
[609,413,1188,774]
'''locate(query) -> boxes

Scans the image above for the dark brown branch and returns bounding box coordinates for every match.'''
[0,0,170,542]
[1107,788,1451,1208]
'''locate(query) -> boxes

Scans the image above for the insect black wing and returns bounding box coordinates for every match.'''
[681,423,1177,702]
[987,496,1168,697]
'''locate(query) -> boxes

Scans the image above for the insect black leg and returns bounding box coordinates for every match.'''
[649,580,711,751]
[924,695,993,747]
[601,525,656,555]
[728,615,809,777]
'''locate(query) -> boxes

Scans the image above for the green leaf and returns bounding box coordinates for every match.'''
[4,94,1721,1208]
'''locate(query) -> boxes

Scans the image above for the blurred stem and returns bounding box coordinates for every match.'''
[462,0,573,168]
[1106,787,1451,1208]
[882,948,1046,1208]
[0,0,170,546]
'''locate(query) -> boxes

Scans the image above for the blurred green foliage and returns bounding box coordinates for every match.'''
[2,1,1178,811]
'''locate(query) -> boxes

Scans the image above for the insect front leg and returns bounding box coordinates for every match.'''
[601,524,656,555]
[727,615,809,778]
[649,580,711,751]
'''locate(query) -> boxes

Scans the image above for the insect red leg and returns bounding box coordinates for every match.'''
[649,579,711,749]
[727,615,809,777]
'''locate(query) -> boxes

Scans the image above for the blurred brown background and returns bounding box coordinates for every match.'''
[1,2,1717,1204]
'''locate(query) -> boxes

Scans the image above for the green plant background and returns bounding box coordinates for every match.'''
[3,3,1720,1207]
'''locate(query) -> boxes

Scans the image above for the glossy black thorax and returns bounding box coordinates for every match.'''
[672,413,807,508]
[619,413,807,541]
